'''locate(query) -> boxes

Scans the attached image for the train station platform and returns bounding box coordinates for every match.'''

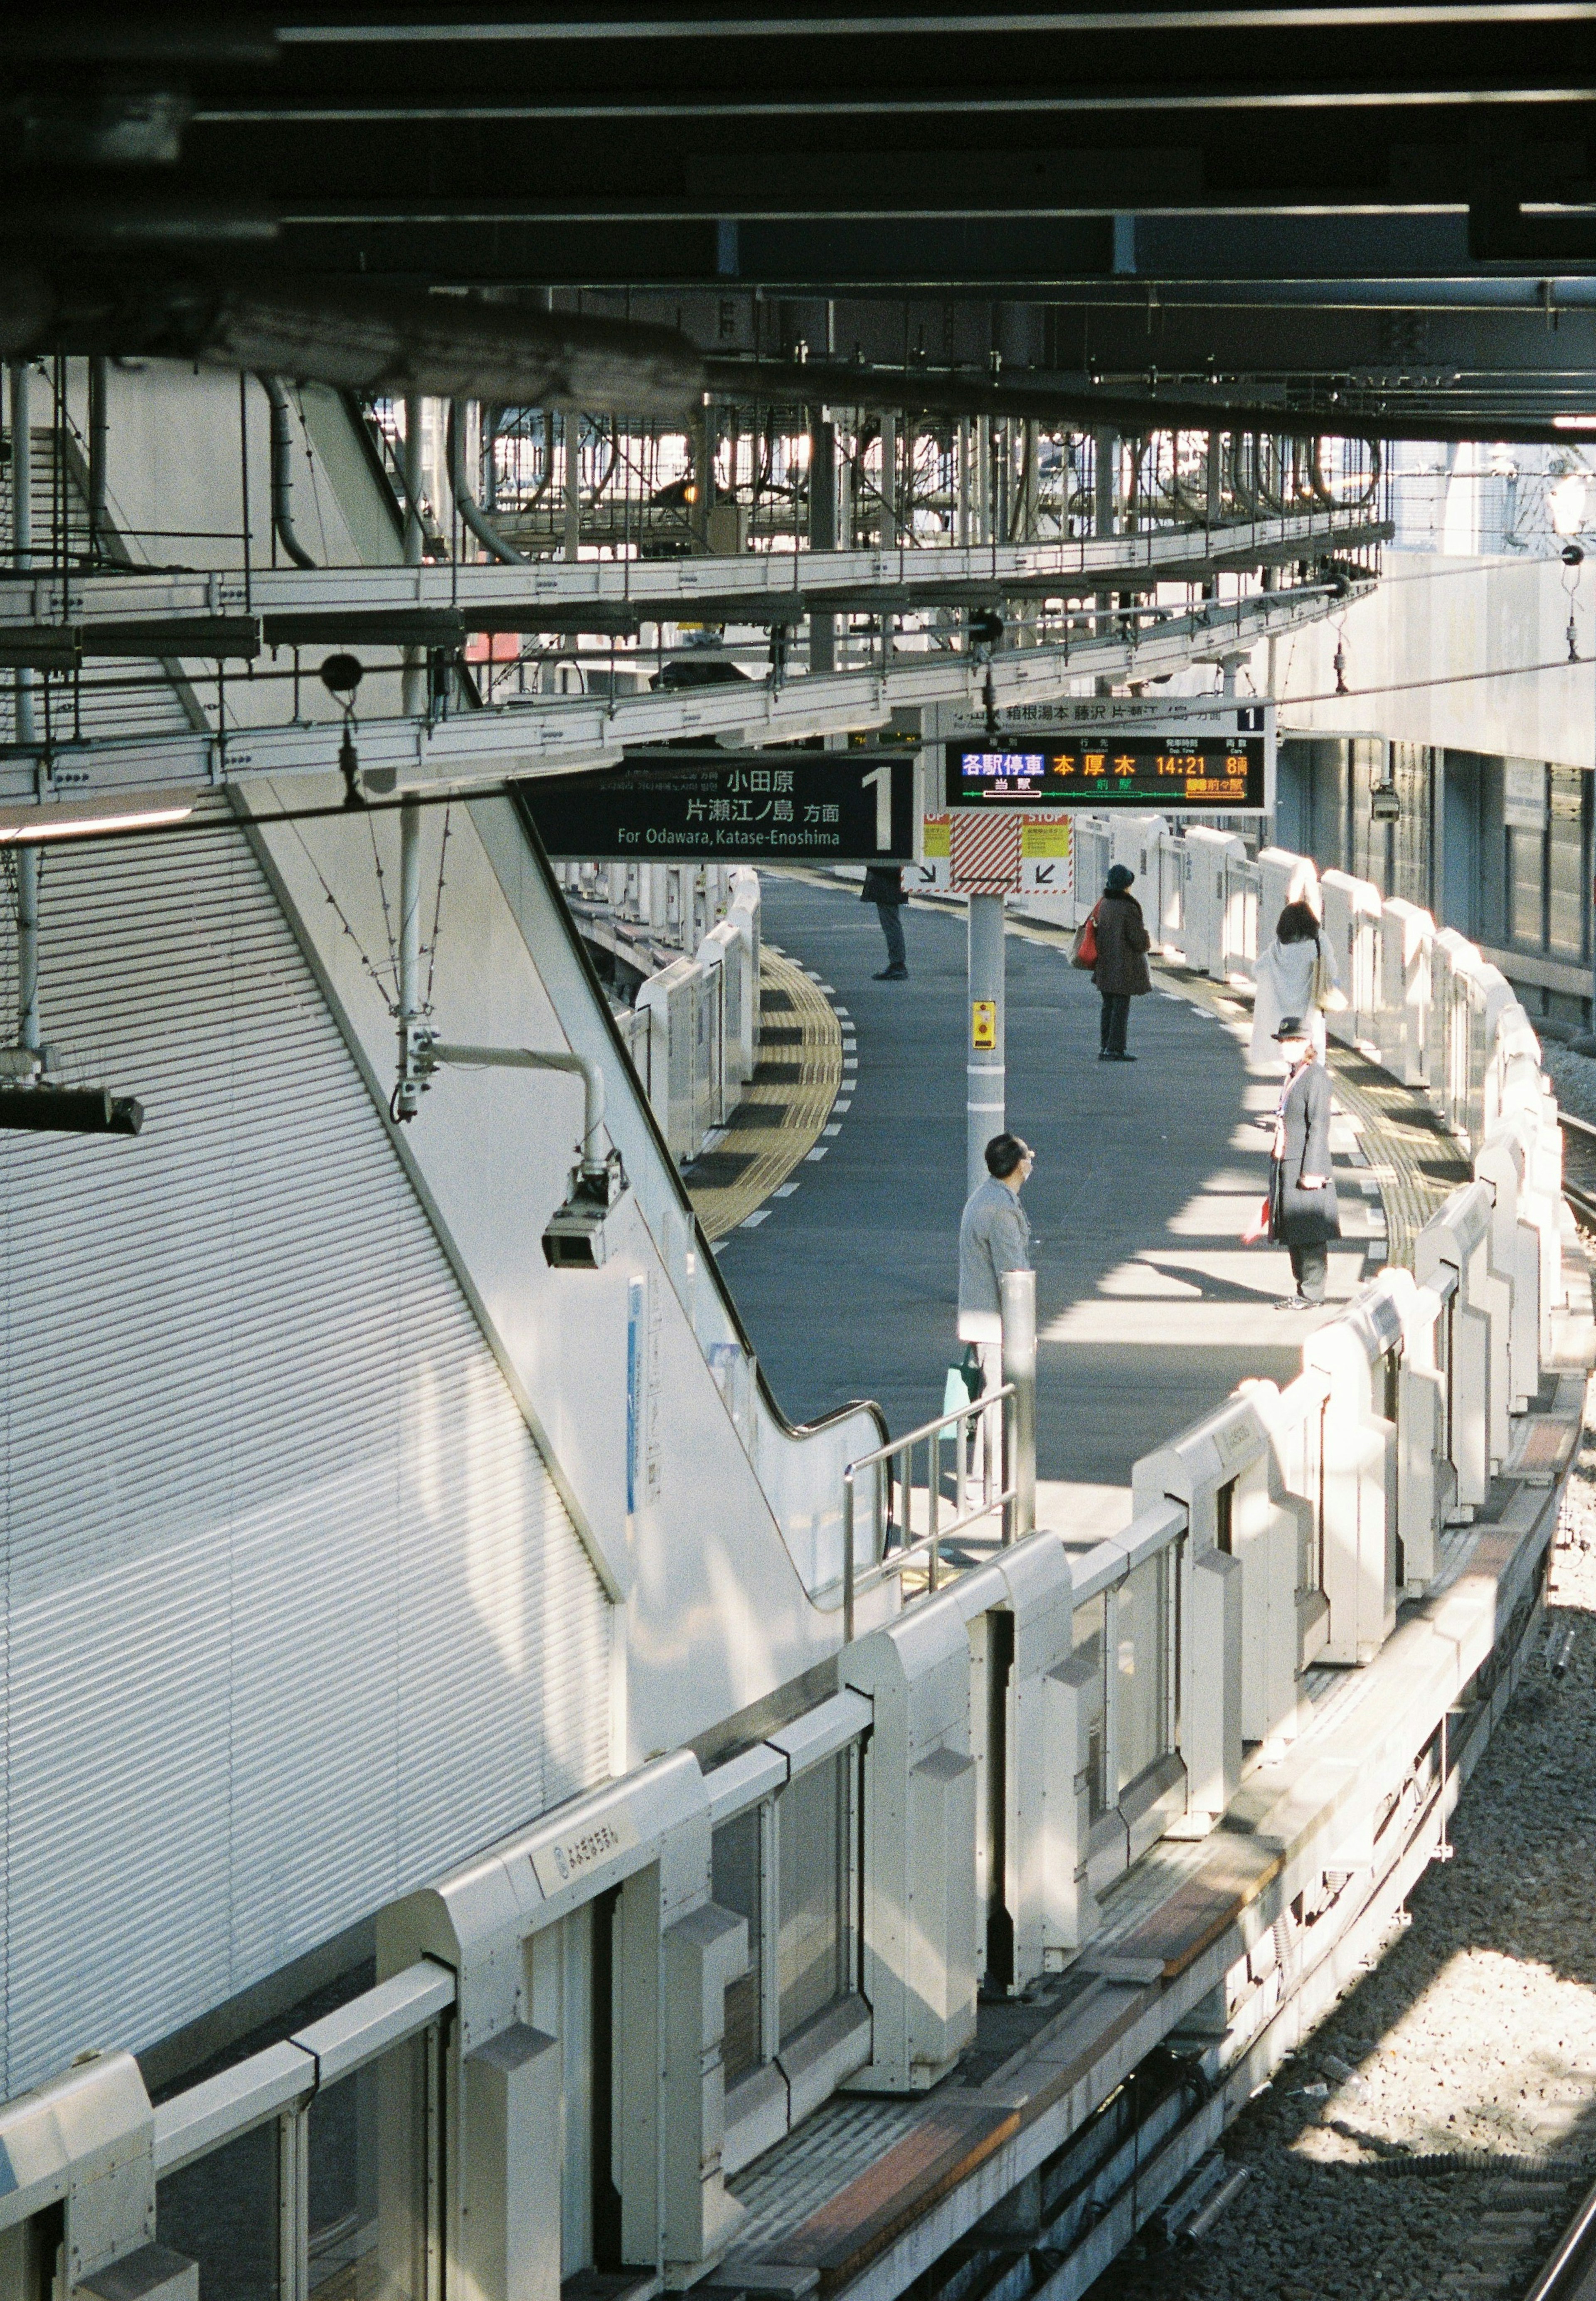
[715,873,1395,1521]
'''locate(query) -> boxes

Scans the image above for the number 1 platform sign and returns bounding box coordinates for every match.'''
[516,749,914,863]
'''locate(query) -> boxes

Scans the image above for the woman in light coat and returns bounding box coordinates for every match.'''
[1250,898,1340,1066]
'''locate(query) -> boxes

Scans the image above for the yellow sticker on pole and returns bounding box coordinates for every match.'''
[971,1000,997,1049]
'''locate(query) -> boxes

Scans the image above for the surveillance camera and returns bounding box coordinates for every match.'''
[542,1149,628,1270]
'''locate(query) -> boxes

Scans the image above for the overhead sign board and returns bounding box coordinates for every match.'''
[517,750,915,862]
[938,700,1273,815]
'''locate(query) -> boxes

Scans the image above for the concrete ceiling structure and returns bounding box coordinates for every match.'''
[3,5,1596,441]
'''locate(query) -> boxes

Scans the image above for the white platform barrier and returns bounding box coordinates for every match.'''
[1319,868,1383,1048]
[638,955,706,1160]
[562,864,765,1165]
[1181,825,1248,976]
[1378,897,1432,1084]
[694,922,738,1124]
[1303,1284,1401,1665]
[1257,846,1319,942]
[1413,1180,1497,1512]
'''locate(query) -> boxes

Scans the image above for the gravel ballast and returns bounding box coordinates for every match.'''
[1089,1400,1596,2301]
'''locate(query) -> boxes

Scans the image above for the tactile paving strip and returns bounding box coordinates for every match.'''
[685,947,842,1239]
[726,2091,929,2257]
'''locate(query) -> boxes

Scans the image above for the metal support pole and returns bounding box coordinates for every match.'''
[401,394,424,716]
[564,409,583,562]
[808,411,836,673]
[1205,429,1222,527]
[967,889,1006,1195]
[8,366,39,1067]
[10,364,34,756]
[1094,425,1117,687]
[974,413,990,545]
[87,355,108,563]
[16,846,39,1056]
[429,1040,607,1166]
[879,408,896,543]
[1000,1268,1036,1543]
[957,418,971,547]
[394,795,423,1117]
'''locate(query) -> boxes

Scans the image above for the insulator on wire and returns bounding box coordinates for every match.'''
[1333,639,1348,696]
[339,724,366,809]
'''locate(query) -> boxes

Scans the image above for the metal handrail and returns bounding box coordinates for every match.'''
[842,1382,1017,1642]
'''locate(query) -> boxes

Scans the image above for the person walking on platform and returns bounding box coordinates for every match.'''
[1091,864,1152,1060]
[1250,897,1342,1066]
[1263,1015,1340,1307]
[862,863,909,980]
[958,1131,1034,1384]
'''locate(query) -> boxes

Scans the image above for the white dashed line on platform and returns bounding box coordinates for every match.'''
[775,1182,800,1197]
[741,1209,770,1228]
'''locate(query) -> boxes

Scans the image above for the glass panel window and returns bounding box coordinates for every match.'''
[1071,1595,1108,1820]
[310,2036,430,2301]
[711,1805,764,2087]
[777,1753,849,2044]
[157,2121,279,2301]
[1507,825,1545,949]
[1116,1554,1169,1793]
[1548,769,1586,962]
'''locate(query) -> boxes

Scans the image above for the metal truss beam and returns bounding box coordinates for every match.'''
[0,512,1384,660]
[0,580,1355,813]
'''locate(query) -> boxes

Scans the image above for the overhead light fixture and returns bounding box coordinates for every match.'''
[1553,416,1596,431]
[0,1086,143,1136]
[0,802,194,844]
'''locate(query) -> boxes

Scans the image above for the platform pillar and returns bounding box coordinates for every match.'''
[967,890,1006,1195]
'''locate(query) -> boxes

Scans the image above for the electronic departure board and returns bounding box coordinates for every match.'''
[945,735,1268,812]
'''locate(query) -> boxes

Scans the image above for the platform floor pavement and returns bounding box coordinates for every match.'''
[714,874,1380,1512]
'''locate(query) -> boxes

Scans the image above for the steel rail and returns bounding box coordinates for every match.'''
[842,1384,1017,1642]
[1522,2166,1596,2300]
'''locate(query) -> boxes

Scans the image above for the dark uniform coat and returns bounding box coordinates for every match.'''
[1091,890,1153,996]
[862,866,906,906]
[1269,1058,1342,1246]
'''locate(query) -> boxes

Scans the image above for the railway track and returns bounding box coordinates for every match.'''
[1560,1110,1596,1233]
[1523,2166,1596,2299]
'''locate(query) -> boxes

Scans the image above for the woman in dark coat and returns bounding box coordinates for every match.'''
[1091,863,1153,1060]
[1267,1014,1341,1306]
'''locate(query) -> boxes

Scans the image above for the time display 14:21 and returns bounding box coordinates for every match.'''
[946,737,1268,811]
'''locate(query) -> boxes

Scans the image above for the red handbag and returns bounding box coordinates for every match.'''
[1071,904,1101,970]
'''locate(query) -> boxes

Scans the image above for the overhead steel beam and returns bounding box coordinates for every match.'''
[0,512,1385,643]
[0,579,1357,811]
[0,267,703,419]
[700,352,1596,444]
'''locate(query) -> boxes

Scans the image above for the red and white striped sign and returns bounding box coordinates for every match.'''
[949,813,1022,893]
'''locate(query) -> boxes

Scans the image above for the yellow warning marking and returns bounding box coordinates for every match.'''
[686,948,843,1242]
[971,999,998,1050]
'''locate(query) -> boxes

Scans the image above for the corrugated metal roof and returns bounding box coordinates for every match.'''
[0,810,612,2092]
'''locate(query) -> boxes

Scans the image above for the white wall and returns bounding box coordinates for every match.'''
[1262,548,1596,768]
[253,786,867,1766]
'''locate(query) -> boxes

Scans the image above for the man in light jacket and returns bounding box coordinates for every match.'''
[958,1131,1034,1372]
